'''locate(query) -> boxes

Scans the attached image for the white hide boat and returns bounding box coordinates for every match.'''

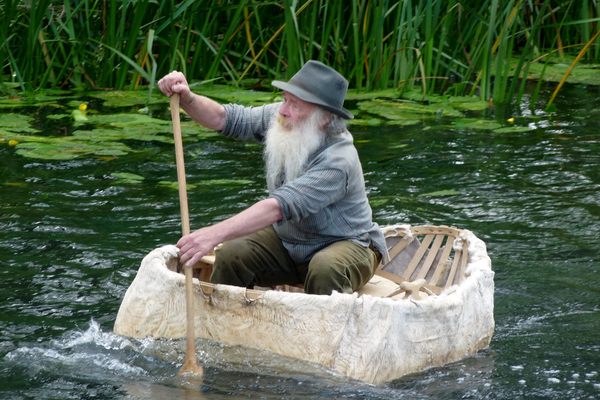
[114,224,494,384]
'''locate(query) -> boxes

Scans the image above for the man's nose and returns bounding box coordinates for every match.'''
[279,103,290,117]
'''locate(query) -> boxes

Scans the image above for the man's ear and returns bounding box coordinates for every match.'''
[319,112,333,129]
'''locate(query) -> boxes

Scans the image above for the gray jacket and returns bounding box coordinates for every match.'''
[222,103,387,264]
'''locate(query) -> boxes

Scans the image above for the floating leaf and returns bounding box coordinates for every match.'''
[196,178,254,187]
[420,189,459,197]
[387,118,422,127]
[47,113,70,121]
[158,180,198,190]
[180,121,220,139]
[452,118,502,131]
[347,88,401,101]
[199,84,277,105]
[111,172,145,183]
[0,92,70,108]
[400,89,446,104]
[350,118,384,127]
[524,57,600,85]
[358,99,463,122]
[1,131,50,143]
[2,181,27,187]
[15,139,132,160]
[86,113,172,130]
[493,125,536,134]
[0,113,39,133]
[72,109,88,122]
[447,96,490,111]
[369,197,392,207]
[89,91,164,108]
[73,128,172,144]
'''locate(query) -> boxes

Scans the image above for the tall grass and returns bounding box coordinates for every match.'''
[0,0,598,106]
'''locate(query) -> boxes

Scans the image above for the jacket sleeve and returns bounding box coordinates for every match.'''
[221,103,280,142]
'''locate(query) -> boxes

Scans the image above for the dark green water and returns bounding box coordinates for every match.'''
[1,85,599,399]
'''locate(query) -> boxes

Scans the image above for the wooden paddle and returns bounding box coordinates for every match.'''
[169,93,204,377]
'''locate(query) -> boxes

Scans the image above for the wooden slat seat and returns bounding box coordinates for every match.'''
[374,225,469,297]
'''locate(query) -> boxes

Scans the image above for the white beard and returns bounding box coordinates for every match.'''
[264,110,326,191]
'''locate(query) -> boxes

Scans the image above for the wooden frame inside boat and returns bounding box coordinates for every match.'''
[181,224,470,301]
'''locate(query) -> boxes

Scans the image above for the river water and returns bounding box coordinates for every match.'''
[1,84,599,399]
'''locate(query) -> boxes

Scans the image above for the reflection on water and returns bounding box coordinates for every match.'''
[1,84,599,399]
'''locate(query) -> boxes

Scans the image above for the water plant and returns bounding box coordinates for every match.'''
[1,0,598,108]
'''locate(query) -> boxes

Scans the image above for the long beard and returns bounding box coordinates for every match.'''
[264,110,325,192]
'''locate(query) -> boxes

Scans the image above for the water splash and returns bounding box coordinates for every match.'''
[5,319,150,379]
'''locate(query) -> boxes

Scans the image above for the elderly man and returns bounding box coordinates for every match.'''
[157,60,386,295]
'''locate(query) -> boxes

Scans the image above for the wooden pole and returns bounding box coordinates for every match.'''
[170,94,203,377]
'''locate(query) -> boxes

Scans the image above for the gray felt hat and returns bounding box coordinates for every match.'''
[272,60,353,119]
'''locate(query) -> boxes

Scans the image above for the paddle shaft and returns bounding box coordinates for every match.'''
[170,94,203,377]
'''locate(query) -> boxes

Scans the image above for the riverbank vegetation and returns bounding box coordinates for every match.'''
[1,0,598,107]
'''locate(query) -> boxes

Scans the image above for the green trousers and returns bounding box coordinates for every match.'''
[210,226,381,295]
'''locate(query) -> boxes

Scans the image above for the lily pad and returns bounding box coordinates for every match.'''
[46,113,70,121]
[72,109,88,122]
[89,90,165,108]
[110,172,145,183]
[420,189,459,197]
[73,128,173,144]
[492,125,536,134]
[400,89,446,104]
[452,118,502,131]
[524,57,600,85]
[2,181,27,187]
[0,113,39,133]
[158,180,198,190]
[358,99,463,122]
[347,88,401,101]
[86,113,172,130]
[369,197,392,207]
[196,178,255,187]
[447,96,490,111]
[199,84,277,105]
[180,121,220,140]
[386,118,423,127]
[349,118,384,127]
[0,91,72,108]
[15,139,132,160]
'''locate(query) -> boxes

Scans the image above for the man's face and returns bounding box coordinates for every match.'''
[278,92,318,130]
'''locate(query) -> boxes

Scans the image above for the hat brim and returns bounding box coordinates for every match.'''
[272,80,353,119]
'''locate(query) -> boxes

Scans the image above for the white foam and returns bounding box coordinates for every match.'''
[5,319,147,377]
[60,319,136,351]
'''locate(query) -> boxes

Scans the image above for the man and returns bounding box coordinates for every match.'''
[157,60,387,295]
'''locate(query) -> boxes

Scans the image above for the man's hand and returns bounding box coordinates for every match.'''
[157,70,226,131]
[157,71,194,105]
[176,226,220,269]
[175,198,283,269]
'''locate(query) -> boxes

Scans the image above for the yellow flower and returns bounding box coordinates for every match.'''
[79,103,88,112]
[8,139,19,146]
[507,117,515,124]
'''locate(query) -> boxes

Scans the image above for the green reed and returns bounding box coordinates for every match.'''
[0,0,598,107]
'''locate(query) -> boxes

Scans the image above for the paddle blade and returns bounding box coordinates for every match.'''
[178,356,204,377]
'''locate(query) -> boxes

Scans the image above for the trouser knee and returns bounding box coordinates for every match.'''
[210,227,300,288]
[304,241,377,295]
[304,252,352,295]
[210,240,255,287]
